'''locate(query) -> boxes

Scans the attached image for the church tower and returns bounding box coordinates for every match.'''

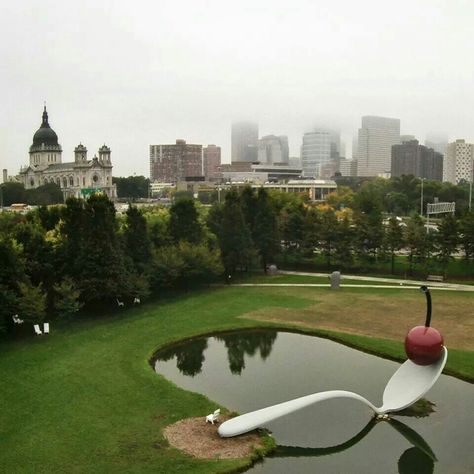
[98,144,111,165]
[74,143,88,163]
[29,106,62,168]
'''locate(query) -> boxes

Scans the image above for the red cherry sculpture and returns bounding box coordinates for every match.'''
[405,286,444,366]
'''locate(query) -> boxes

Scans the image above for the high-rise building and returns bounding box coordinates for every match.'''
[425,133,448,156]
[300,129,340,177]
[231,122,259,163]
[257,135,289,165]
[203,144,221,179]
[149,140,203,183]
[443,139,474,184]
[339,158,358,177]
[356,116,400,177]
[391,140,443,181]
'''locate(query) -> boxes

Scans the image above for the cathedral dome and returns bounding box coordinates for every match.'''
[31,106,60,148]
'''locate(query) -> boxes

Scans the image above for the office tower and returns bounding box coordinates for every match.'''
[339,158,358,177]
[400,135,416,143]
[356,116,400,177]
[2,169,7,183]
[231,121,259,163]
[425,133,448,156]
[203,144,221,179]
[149,140,203,182]
[391,140,443,181]
[300,129,340,177]
[257,135,289,165]
[443,139,474,184]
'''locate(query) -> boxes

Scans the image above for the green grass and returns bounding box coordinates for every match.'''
[0,285,472,473]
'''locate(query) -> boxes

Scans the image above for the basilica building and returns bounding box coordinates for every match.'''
[19,107,117,200]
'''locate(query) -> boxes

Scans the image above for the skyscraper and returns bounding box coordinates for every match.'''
[231,122,258,163]
[257,135,289,165]
[149,140,203,182]
[203,144,221,179]
[443,139,474,184]
[300,129,340,177]
[425,133,448,156]
[391,140,443,181]
[356,116,400,177]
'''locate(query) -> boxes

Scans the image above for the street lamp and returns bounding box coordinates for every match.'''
[420,177,424,216]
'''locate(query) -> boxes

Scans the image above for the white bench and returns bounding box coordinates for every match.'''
[116,299,125,307]
[205,409,220,425]
[34,324,42,335]
[427,275,444,282]
[12,315,24,324]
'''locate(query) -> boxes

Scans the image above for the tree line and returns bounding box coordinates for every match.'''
[1,179,473,336]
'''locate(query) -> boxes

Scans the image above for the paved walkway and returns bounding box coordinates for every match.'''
[232,270,474,292]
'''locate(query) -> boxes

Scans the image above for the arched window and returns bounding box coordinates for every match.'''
[30,178,34,187]
[63,177,68,188]
[69,176,74,186]
[56,178,61,187]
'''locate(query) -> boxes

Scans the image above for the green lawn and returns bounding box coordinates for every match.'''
[0,285,472,473]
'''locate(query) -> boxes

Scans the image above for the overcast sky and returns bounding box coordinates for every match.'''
[1,0,473,177]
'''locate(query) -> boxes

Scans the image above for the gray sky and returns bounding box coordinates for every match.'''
[1,0,473,177]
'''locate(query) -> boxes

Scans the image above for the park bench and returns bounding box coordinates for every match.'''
[34,324,42,335]
[427,275,444,282]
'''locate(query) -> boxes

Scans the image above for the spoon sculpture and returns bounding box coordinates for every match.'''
[219,287,447,438]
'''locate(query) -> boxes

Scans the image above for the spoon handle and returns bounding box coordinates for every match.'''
[218,390,381,438]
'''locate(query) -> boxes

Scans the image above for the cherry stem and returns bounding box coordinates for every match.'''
[420,286,432,327]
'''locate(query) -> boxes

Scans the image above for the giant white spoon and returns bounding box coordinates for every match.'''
[218,346,447,437]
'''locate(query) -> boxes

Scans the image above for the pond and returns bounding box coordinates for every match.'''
[153,330,474,473]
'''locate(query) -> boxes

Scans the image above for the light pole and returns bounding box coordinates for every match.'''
[420,178,424,216]
[469,180,472,212]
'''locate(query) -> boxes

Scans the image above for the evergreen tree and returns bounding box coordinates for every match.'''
[435,214,459,277]
[302,207,320,256]
[53,278,83,320]
[460,211,474,263]
[169,198,203,244]
[16,281,47,324]
[405,214,432,275]
[75,194,130,304]
[253,188,279,272]
[333,215,353,268]
[123,205,151,274]
[318,208,338,267]
[384,216,405,274]
[217,190,254,275]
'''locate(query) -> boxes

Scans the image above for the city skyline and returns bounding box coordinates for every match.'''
[1,0,473,177]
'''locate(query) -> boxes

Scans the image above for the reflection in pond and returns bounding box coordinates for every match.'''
[158,339,208,376]
[273,418,435,473]
[153,330,474,473]
[215,331,277,374]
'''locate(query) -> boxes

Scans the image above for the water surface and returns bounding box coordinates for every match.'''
[154,330,474,473]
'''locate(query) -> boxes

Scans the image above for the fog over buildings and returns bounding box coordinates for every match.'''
[1,0,473,178]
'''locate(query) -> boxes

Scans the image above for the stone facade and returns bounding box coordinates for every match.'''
[19,107,116,200]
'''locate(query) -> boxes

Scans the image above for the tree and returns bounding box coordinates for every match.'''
[253,188,279,272]
[53,278,83,320]
[169,198,203,244]
[318,207,338,266]
[279,202,305,250]
[215,190,254,275]
[176,241,223,288]
[405,214,432,275]
[384,217,405,274]
[0,182,28,206]
[16,281,47,324]
[123,205,151,274]
[460,211,474,263]
[27,183,63,205]
[333,215,354,268]
[302,207,320,256]
[113,176,150,199]
[435,214,459,277]
[353,210,383,262]
[74,194,130,304]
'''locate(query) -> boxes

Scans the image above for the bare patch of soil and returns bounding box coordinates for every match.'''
[163,416,264,459]
[241,288,474,350]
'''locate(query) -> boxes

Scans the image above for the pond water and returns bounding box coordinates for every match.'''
[153,330,474,473]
